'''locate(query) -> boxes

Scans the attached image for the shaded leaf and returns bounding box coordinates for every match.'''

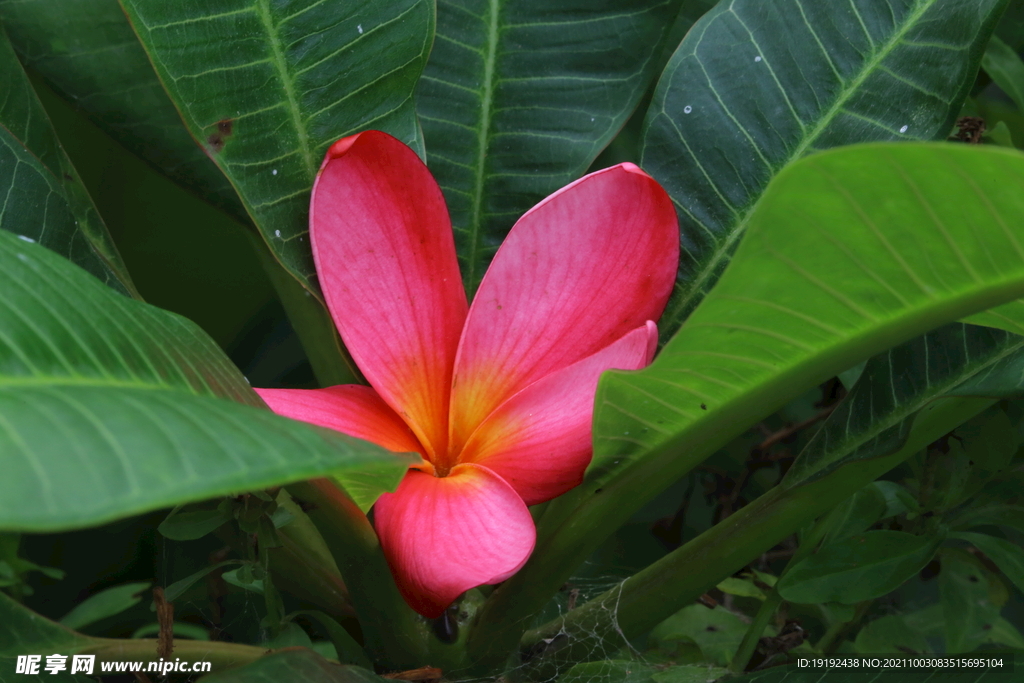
[952,531,1024,595]
[649,605,747,667]
[0,591,99,679]
[557,660,656,683]
[0,25,135,296]
[983,34,1024,112]
[642,0,1007,335]
[777,531,940,604]
[59,582,151,631]
[854,614,931,654]
[119,0,435,297]
[198,649,382,683]
[0,0,246,220]
[158,507,233,541]
[418,0,679,291]
[939,550,1002,653]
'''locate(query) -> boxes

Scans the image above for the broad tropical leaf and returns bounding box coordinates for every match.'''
[642,0,1007,335]
[118,0,435,297]
[0,0,246,222]
[0,231,411,531]
[0,26,135,296]
[418,0,679,291]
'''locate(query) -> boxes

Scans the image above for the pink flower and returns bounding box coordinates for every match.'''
[257,131,678,618]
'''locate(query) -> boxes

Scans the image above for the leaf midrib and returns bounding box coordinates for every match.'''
[466,0,501,291]
[255,0,315,180]
[668,0,938,321]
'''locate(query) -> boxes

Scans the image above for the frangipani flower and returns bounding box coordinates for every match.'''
[257,131,678,618]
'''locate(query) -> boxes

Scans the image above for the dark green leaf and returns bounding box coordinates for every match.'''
[952,531,1024,595]
[983,35,1024,112]
[927,408,1020,511]
[0,0,246,221]
[165,561,246,603]
[287,611,373,670]
[953,504,1024,533]
[854,614,931,654]
[939,550,1002,653]
[785,325,1024,488]
[820,484,890,543]
[59,582,151,631]
[0,233,412,531]
[118,0,434,298]
[642,0,1007,335]
[777,531,939,604]
[418,0,679,291]
[158,508,233,541]
[198,649,382,683]
[0,25,135,296]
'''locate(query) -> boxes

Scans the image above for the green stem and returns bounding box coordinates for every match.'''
[729,508,834,672]
[509,397,993,681]
[285,479,432,670]
[249,233,361,387]
[815,601,871,653]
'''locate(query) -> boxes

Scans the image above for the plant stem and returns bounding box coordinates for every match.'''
[249,233,361,387]
[509,397,993,681]
[286,479,433,671]
[729,508,834,672]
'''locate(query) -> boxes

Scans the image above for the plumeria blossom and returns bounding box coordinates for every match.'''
[256,131,678,618]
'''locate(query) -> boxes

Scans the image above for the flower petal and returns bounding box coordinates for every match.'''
[459,322,657,505]
[448,163,678,454]
[255,385,423,455]
[311,131,468,460]
[373,464,535,618]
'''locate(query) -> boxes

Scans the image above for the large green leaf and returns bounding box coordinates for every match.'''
[417,0,679,291]
[0,0,245,222]
[0,231,410,531]
[118,0,435,297]
[0,591,99,683]
[642,0,1007,335]
[0,26,135,296]
[476,143,1024,664]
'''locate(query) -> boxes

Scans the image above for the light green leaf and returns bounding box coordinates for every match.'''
[59,582,151,631]
[983,34,1024,112]
[581,144,1024,552]
[0,25,135,296]
[642,0,1007,335]
[777,531,939,604]
[716,577,765,600]
[118,0,435,299]
[952,531,1024,595]
[418,0,679,292]
[649,605,748,668]
[0,232,411,531]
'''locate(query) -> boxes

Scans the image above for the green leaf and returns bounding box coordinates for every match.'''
[0,0,246,221]
[0,591,100,677]
[854,614,931,654]
[0,25,135,296]
[118,0,435,299]
[717,577,765,600]
[287,611,373,670]
[785,324,1024,489]
[198,649,383,683]
[158,508,233,541]
[642,0,1007,335]
[652,666,729,683]
[939,550,1002,653]
[417,0,679,292]
[983,34,1024,112]
[59,582,151,631]
[583,143,1024,549]
[777,531,939,604]
[164,561,246,603]
[649,605,748,667]
[557,660,657,683]
[952,531,1024,595]
[0,233,412,531]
